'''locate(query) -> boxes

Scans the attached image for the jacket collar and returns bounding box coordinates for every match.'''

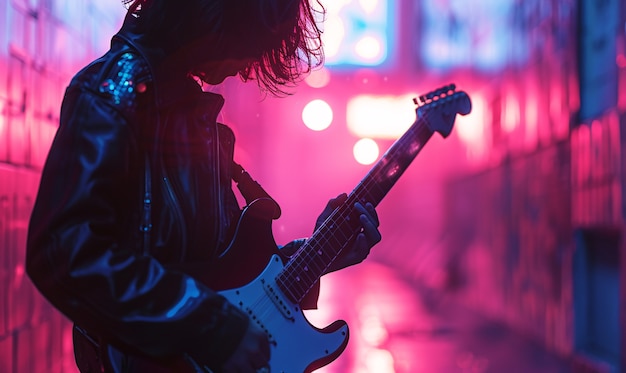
[111,12,225,115]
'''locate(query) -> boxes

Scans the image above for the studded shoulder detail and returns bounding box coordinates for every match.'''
[98,52,152,112]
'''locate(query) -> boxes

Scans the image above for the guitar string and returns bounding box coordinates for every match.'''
[248,265,301,326]
[247,290,276,335]
[251,279,303,337]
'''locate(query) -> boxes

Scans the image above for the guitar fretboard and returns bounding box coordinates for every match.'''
[276,111,436,304]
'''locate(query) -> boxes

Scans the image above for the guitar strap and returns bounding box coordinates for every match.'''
[139,157,280,239]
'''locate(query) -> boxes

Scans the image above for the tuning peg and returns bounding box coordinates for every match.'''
[418,83,459,106]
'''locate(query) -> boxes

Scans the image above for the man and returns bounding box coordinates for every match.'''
[26,0,381,372]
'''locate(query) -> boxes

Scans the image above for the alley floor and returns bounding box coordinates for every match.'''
[304,260,574,373]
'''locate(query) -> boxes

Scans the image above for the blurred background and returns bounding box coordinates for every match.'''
[0,0,624,372]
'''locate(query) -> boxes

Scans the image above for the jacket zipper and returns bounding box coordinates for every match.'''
[141,153,152,255]
[212,122,227,255]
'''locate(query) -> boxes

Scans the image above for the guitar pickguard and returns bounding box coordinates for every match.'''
[219,255,349,373]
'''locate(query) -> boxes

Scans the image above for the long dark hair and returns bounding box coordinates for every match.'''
[123,0,324,96]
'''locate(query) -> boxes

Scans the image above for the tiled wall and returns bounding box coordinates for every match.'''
[442,1,626,370]
[0,1,123,372]
[445,111,626,370]
[445,141,575,355]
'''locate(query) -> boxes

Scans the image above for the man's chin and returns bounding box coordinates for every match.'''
[204,72,239,85]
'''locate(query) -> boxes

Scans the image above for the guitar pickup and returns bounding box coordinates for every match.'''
[263,278,297,322]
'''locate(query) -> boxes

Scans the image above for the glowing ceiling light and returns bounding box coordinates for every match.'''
[353,138,379,165]
[302,99,333,131]
[355,36,382,61]
[347,94,417,139]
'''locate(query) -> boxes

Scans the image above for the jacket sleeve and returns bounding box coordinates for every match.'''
[25,83,247,369]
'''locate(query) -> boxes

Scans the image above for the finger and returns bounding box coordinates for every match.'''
[329,193,348,209]
[355,202,379,227]
[360,214,382,245]
[365,202,379,226]
[321,194,345,217]
[317,193,348,228]
[354,233,372,259]
[354,202,367,216]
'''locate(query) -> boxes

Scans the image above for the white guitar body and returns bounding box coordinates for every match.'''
[219,254,349,373]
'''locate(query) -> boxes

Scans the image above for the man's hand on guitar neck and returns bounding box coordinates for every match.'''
[316,193,382,273]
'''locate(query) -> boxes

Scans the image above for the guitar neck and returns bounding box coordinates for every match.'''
[276,115,435,304]
[353,119,434,207]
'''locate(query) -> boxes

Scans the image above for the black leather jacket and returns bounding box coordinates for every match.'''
[26,16,263,372]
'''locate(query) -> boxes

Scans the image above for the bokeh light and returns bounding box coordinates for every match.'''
[302,99,333,131]
[322,0,390,66]
[305,67,331,89]
[353,138,380,165]
[355,36,383,61]
[347,94,417,139]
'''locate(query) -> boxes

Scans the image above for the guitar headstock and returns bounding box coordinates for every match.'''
[413,84,472,138]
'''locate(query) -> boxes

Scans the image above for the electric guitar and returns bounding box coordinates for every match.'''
[203,85,472,372]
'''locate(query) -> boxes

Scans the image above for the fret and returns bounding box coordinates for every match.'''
[308,237,340,260]
[301,253,324,273]
[290,274,308,294]
[324,233,347,251]
[279,270,307,296]
[308,242,335,263]
[298,264,317,285]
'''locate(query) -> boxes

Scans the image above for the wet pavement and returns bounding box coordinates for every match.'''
[304,261,573,373]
